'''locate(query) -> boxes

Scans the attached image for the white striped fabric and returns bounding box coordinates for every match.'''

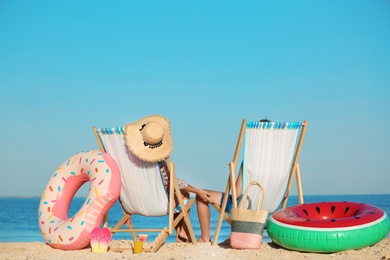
[242,122,302,213]
[96,128,169,216]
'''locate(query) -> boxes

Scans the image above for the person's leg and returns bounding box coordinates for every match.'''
[235,164,243,197]
[175,213,190,242]
[196,189,223,243]
[175,190,191,242]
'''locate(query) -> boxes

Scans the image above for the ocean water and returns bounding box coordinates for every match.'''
[0,194,389,243]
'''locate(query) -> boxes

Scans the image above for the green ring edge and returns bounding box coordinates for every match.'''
[267,213,390,253]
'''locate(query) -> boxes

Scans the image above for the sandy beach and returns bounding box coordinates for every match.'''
[1,238,389,260]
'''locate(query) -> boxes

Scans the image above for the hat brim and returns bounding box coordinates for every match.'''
[124,115,173,162]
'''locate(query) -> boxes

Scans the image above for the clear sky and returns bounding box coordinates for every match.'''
[1,1,389,197]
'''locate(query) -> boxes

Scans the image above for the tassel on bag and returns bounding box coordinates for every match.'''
[230,181,268,250]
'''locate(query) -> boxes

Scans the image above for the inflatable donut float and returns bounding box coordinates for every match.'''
[267,201,390,253]
[38,150,121,250]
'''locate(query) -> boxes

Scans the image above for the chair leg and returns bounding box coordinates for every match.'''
[151,228,169,253]
[103,213,108,228]
[172,198,197,243]
[295,163,304,204]
[110,214,129,233]
[212,180,231,246]
[212,204,232,225]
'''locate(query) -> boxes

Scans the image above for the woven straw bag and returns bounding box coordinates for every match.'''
[230,181,268,250]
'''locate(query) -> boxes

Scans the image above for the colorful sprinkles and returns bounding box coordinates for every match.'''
[38,150,119,250]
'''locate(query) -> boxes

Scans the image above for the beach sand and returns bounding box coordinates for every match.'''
[1,238,389,260]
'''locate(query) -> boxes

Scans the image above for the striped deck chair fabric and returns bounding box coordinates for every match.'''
[242,121,305,213]
[212,119,307,245]
[95,127,169,216]
[93,126,196,252]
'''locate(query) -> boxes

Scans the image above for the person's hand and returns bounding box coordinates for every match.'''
[197,190,211,204]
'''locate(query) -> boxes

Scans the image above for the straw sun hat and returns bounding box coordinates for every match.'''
[124,115,173,162]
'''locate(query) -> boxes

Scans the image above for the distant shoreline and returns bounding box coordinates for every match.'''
[2,193,390,198]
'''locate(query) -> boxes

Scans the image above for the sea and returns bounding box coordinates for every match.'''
[1,194,389,243]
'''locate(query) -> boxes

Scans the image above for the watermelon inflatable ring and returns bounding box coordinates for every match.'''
[267,201,390,253]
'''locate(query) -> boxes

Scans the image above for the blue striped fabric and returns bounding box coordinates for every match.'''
[246,121,302,130]
[95,127,125,135]
[242,120,303,213]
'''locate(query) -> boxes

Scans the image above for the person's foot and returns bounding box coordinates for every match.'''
[176,234,189,243]
[197,237,211,243]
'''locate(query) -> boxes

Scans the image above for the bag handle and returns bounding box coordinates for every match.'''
[238,181,264,210]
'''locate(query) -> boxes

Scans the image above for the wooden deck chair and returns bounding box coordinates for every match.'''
[212,119,308,245]
[93,126,197,252]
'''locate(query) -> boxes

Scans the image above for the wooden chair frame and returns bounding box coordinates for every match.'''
[93,126,196,252]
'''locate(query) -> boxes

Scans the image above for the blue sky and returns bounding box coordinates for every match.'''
[1,1,389,197]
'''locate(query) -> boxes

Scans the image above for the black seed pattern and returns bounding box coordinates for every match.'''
[283,203,377,227]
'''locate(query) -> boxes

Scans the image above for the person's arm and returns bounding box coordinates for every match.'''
[180,182,211,203]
